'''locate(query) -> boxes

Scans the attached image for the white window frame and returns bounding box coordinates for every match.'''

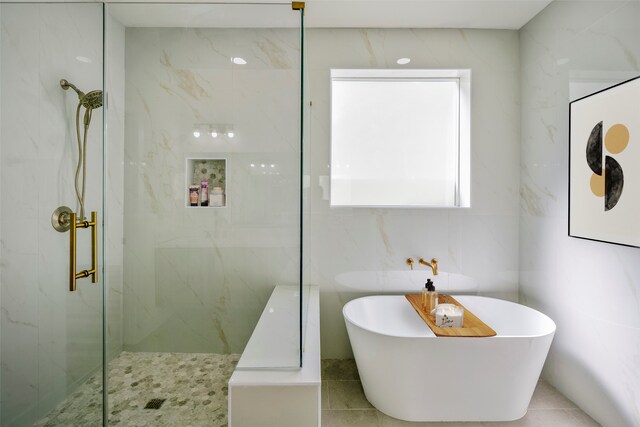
[330,68,471,208]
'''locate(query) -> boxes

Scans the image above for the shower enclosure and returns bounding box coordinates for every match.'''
[0,2,305,426]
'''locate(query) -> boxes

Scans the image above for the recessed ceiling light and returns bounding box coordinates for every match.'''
[232,57,247,65]
[396,57,411,65]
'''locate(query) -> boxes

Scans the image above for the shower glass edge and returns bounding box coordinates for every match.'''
[103,0,303,385]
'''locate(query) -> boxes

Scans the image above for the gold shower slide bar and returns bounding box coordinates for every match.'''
[69,211,98,292]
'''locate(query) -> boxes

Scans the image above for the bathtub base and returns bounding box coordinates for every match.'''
[344,295,556,422]
[352,334,551,421]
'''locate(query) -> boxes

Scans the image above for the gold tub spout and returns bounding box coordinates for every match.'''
[419,258,438,275]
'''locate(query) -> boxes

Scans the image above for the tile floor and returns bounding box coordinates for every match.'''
[35,355,601,427]
[35,352,239,427]
[321,359,602,427]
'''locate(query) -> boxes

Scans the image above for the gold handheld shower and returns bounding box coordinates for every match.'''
[60,79,103,220]
[60,79,103,109]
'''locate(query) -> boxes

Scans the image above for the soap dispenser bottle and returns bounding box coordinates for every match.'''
[422,279,437,312]
[428,280,438,313]
[421,281,429,310]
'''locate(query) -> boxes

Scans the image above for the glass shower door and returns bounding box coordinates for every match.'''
[107,2,302,369]
[101,3,303,423]
[0,3,105,426]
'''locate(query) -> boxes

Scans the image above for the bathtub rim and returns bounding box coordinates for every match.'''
[343,294,556,339]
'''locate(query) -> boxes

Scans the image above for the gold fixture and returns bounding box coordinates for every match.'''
[60,79,103,221]
[69,211,98,292]
[292,1,305,11]
[52,206,73,232]
[419,258,438,275]
[406,258,414,270]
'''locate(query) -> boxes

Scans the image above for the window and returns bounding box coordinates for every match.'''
[330,69,470,207]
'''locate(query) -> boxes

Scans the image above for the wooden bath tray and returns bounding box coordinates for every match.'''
[405,294,497,337]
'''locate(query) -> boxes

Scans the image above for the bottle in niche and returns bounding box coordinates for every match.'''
[200,180,209,206]
[210,186,224,207]
[189,185,200,206]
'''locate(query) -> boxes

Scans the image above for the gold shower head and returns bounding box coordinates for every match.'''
[60,79,102,109]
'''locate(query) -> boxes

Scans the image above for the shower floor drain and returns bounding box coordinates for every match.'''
[144,398,166,409]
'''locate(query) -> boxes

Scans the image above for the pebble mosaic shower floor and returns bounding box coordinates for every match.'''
[35,352,240,427]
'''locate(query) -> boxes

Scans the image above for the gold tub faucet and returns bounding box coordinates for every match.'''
[419,258,438,275]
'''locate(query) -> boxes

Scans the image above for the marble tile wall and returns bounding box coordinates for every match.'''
[520,2,640,426]
[5,1,637,425]
[0,3,105,426]
[304,29,521,357]
[121,26,520,363]
[122,27,301,364]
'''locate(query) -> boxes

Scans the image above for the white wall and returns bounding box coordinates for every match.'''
[304,28,521,357]
[0,4,104,425]
[122,26,301,360]
[520,2,640,426]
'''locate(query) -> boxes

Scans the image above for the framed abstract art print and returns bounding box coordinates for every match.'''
[569,76,640,247]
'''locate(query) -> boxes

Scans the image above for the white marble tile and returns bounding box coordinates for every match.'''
[326,381,372,410]
[484,409,592,427]
[1,3,105,425]
[520,2,640,426]
[236,286,300,368]
[322,409,379,427]
[377,412,484,427]
[304,28,520,357]
[4,5,636,426]
[528,380,577,410]
[449,214,520,300]
[121,27,301,366]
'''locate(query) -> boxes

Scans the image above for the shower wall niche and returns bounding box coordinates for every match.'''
[186,158,227,208]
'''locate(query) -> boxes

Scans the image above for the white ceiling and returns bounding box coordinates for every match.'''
[305,0,553,29]
[110,0,553,30]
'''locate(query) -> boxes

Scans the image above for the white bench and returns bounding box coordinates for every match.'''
[228,286,320,427]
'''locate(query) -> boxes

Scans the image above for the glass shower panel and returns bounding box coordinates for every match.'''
[300,5,311,365]
[0,3,105,426]
[106,3,301,378]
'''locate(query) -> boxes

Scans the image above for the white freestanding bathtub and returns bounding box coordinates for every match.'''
[343,295,556,422]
